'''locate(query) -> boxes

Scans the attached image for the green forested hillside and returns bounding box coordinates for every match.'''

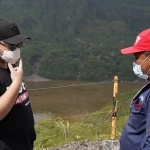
[0,0,150,81]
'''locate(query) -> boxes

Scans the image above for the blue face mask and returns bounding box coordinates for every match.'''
[133,55,150,80]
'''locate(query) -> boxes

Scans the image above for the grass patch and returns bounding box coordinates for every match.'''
[34,89,138,149]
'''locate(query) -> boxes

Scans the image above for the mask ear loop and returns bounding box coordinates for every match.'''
[147,69,150,75]
[142,55,150,78]
[140,55,150,65]
[139,55,150,79]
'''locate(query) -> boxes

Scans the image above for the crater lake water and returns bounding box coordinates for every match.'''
[25,80,144,123]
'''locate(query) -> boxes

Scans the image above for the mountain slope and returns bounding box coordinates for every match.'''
[0,0,150,81]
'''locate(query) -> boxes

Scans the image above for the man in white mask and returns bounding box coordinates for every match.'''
[120,28,150,150]
[0,19,36,150]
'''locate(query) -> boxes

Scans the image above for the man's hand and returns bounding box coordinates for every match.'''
[8,59,23,82]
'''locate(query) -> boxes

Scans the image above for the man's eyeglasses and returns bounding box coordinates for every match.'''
[0,42,23,51]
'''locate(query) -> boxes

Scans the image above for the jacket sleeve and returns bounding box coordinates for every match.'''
[140,94,150,149]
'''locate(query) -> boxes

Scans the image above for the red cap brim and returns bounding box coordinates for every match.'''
[121,46,145,54]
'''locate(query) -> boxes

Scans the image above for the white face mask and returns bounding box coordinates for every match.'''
[1,48,20,64]
[133,55,150,80]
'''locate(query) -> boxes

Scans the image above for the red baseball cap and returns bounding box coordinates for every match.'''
[121,28,150,54]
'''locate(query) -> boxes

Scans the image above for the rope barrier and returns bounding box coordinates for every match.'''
[27,81,113,91]
[27,80,144,91]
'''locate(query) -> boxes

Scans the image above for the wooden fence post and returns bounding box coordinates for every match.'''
[111,76,119,140]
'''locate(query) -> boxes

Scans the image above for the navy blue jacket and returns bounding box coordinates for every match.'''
[120,82,150,150]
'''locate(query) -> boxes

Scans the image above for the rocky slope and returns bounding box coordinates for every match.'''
[24,74,51,82]
[43,140,120,150]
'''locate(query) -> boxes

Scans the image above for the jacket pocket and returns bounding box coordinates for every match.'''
[128,99,145,131]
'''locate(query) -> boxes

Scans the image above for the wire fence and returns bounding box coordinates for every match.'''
[27,80,145,91]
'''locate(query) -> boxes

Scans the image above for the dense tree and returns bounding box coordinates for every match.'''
[0,0,150,81]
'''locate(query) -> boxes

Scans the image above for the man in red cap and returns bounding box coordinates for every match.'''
[0,19,36,150]
[120,28,150,150]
